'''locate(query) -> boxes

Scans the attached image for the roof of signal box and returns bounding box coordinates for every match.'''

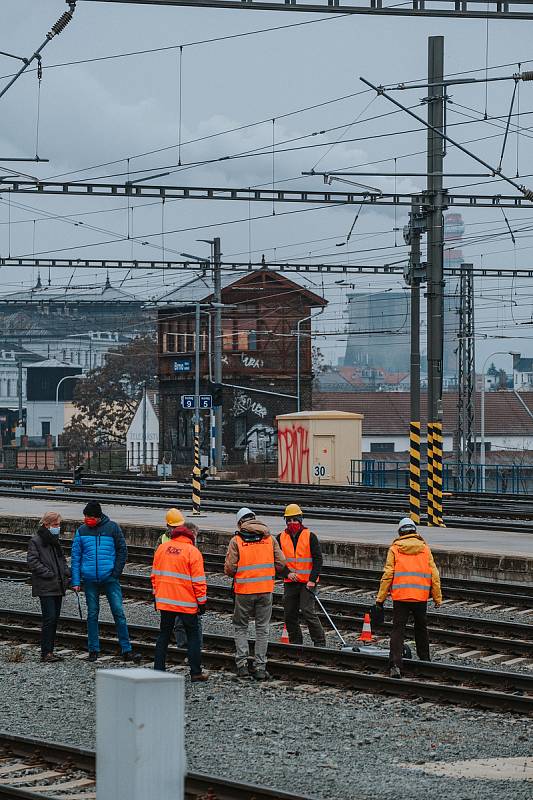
[276,411,364,420]
[155,267,327,307]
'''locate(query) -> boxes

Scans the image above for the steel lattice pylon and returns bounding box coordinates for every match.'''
[457,263,476,490]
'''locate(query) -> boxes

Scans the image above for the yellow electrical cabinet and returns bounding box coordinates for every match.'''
[275,410,363,486]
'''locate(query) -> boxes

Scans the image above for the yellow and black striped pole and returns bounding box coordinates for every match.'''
[191,421,202,515]
[427,422,436,526]
[191,301,203,516]
[409,421,421,524]
[432,419,445,526]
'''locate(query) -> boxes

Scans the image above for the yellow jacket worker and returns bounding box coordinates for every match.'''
[376,517,442,678]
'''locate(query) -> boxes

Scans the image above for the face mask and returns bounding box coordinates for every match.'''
[287,521,302,535]
[84,516,99,528]
[49,526,61,536]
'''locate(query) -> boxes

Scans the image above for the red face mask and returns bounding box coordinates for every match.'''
[84,516,99,528]
[287,520,302,535]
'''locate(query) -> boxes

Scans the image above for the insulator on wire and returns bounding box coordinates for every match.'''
[37,59,42,81]
[521,186,533,202]
[47,7,75,39]
[520,71,533,82]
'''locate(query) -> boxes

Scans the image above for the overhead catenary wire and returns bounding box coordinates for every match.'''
[359,75,533,200]
[0,2,77,103]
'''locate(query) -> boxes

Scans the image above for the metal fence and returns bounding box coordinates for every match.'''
[350,459,533,494]
[1,447,128,474]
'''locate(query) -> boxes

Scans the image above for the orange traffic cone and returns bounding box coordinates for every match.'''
[358,612,373,643]
[280,624,290,644]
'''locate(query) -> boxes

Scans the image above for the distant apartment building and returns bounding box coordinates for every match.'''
[342,212,466,380]
[343,291,411,373]
[314,390,533,454]
[513,354,533,390]
[0,276,150,369]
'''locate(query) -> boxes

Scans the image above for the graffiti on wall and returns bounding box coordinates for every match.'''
[232,393,268,419]
[278,424,310,483]
[241,423,277,463]
[240,353,264,369]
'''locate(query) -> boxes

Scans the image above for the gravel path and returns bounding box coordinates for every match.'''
[0,639,531,800]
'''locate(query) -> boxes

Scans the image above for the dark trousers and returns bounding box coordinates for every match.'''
[389,600,430,668]
[154,610,202,676]
[283,582,326,646]
[39,596,63,656]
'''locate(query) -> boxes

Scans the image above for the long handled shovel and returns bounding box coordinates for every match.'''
[307,587,360,653]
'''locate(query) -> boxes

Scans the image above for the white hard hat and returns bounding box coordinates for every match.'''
[398,516,417,533]
[236,507,255,525]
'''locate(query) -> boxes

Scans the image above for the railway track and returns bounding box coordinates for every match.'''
[1,532,531,609]
[2,473,533,529]
[0,608,531,714]
[1,555,531,658]
[0,731,310,800]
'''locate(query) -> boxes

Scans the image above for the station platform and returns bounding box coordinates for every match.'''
[1,496,531,583]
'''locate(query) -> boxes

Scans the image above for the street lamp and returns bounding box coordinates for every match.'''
[296,308,324,412]
[480,350,519,490]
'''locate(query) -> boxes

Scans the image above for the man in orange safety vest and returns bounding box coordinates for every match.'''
[277,503,326,648]
[376,517,442,678]
[225,507,291,680]
[152,512,208,682]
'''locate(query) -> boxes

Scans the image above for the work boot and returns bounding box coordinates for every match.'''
[191,672,209,683]
[122,651,141,663]
[254,670,270,681]
[88,652,99,662]
[390,666,402,679]
[236,665,250,678]
[41,653,64,663]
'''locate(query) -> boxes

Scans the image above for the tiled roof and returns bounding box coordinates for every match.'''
[313,391,533,436]
[514,357,533,372]
[337,367,410,388]
[155,267,327,307]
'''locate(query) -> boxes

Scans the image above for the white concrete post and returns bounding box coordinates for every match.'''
[96,668,185,800]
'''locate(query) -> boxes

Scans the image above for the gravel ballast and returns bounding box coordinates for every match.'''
[0,638,531,800]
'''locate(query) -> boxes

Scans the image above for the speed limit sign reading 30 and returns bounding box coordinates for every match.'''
[313,464,328,478]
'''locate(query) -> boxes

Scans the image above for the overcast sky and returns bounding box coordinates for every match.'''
[2,0,533,368]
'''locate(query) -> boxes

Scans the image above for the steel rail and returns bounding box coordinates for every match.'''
[0,732,311,800]
[0,609,531,713]
[1,533,531,605]
[2,479,533,532]
[5,471,533,517]
[5,467,533,506]
[1,557,530,654]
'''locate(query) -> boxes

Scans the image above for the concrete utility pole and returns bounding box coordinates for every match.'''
[404,201,424,524]
[213,237,223,471]
[457,264,476,490]
[426,35,446,527]
[141,381,147,472]
[17,361,23,431]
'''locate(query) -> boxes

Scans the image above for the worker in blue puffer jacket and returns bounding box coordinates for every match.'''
[71,501,137,663]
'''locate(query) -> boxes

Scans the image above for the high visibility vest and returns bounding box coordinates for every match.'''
[390,544,432,602]
[150,535,207,614]
[234,536,275,594]
[279,528,313,584]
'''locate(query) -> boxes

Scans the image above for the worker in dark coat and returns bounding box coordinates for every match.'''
[27,511,70,662]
